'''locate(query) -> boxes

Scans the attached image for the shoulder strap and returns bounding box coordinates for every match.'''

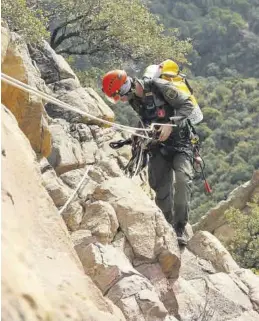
[142,78,153,92]
[142,79,156,110]
[187,119,196,134]
[179,73,194,95]
[184,77,194,95]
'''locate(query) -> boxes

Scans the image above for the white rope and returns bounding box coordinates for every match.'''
[132,119,148,178]
[1,73,180,211]
[132,146,144,178]
[58,166,92,215]
[1,73,153,140]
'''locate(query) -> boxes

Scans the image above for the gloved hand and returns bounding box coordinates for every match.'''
[158,124,173,141]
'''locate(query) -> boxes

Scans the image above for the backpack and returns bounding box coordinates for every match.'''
[143,60,203,125]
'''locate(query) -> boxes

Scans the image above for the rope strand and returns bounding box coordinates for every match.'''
[0,73,182,210]
[1,73,153,140]
[58,166,92,215]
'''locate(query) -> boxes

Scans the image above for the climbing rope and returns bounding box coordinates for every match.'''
[0,73,179,211]
[58,166,92,215]
[1,73,154,140]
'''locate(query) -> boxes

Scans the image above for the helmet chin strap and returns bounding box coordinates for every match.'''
[119,77,132,96]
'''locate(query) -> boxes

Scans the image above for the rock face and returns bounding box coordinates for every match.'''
[1,30,51,158]
[28,41,80,85]
[187,231,239,273]
[92,177,181,278]
[47,119,98,174]
[2,24,259,321]
[1,106,125,321]
[193,170,259,242]
[1,20,10,63]
[28,41,115,124]
[80,201,119,243]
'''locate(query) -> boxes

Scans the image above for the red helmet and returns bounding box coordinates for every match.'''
[102,70,128,103]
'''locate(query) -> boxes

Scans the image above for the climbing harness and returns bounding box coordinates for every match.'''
[109,123,158,178]
[123,135,150,178]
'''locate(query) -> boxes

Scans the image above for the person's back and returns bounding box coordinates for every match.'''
[143,59,203,125]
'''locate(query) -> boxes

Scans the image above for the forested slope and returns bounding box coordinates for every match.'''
[190,77,259,221]
[148,0,259,78]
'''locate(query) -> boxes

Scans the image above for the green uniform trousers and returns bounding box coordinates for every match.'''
[148,150,193,230]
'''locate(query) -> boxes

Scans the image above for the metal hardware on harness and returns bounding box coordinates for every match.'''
[110,125,161,178]
[124,137,151,178]
[150,123,177,130]
[109,139,132,149]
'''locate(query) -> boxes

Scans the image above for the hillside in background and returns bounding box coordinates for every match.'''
[148,0,259,78]
[189,77,259,221]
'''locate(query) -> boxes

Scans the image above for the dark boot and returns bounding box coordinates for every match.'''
[176,226,188,246]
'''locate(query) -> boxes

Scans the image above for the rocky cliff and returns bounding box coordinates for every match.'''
[2,22,259,321]
[193,170,259,243]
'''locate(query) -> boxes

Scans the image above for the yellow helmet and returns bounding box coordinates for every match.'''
[160,59,179,77]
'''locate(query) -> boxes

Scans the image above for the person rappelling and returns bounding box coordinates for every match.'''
[102,60,206,245]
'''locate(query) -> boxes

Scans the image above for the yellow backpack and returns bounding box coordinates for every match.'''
[143,59,203,125]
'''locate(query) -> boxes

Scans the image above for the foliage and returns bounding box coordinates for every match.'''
[147,0,259,78]
[109,102,140,127]
[190,77,259,222]
[1,0,49,43]
[38,0,192,65]
[224,198,259,270]
[2,0,192,65]
[77,67,104,90]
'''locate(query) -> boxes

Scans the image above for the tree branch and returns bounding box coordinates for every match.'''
[50,0,100,47]
[53,23,110,51]
[51,14,87,47]
[52,31,81,49]
[56,46,103,55]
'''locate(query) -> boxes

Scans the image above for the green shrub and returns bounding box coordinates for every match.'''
[224,198,259,271]
[2,0,49,43]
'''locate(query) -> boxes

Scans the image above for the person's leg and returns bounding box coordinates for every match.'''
[172,153,193,243]
[148,151,174,226]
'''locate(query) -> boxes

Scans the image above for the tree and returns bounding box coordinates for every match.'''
[224,198,259,271]
[202,107,222,129]
[1,0,49,43]
[38,0,192,64]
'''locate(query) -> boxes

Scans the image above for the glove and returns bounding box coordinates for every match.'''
[157,124,173,142]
